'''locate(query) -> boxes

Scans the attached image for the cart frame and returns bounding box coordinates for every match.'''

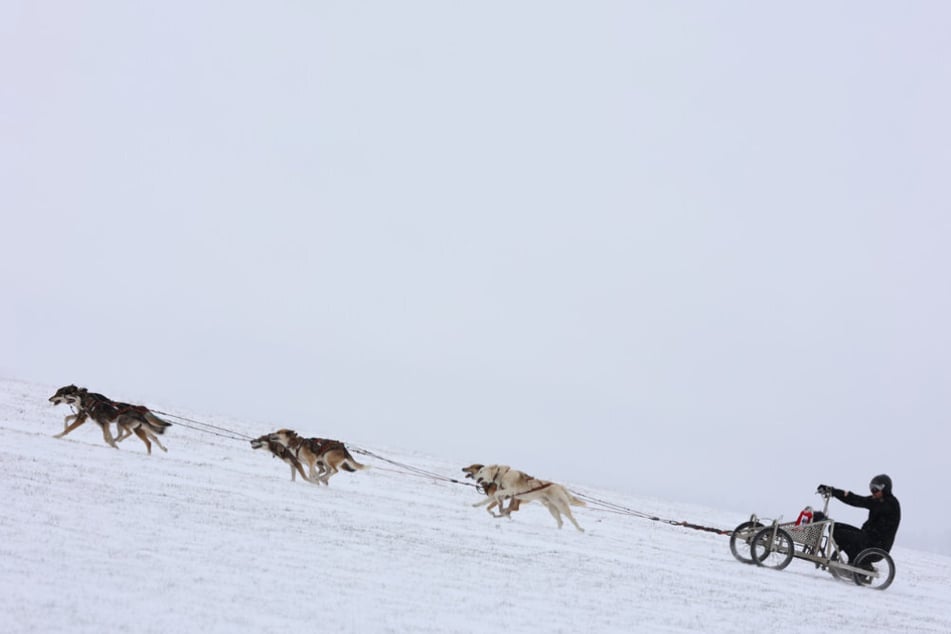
[729,490,896,590]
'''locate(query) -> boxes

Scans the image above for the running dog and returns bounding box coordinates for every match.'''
[464,463,586,532]
[49,385,171,455]
[268,428,366,485]
[462,463,523,517]
[249,433,313,483]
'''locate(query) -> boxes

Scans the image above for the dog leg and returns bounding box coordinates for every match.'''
[542,501,565,529]
[498,497,520,519]
[132,427,152,455]
[309,455,328,483]
[564,510,585,532]
[54,413,89,439]
[63,413,78,430]
[553,490,585,532]
[548,499,584,532]
[115,425,132,442]
[315,460,332,485]
[284,457,312,483]
[100,422,119,449]
[489,498,513,518]
[488,499,509,517]
[153,434,168,453]
[145,429,168,453]
[319,465,337,485]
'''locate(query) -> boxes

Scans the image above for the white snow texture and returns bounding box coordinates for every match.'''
[2,378,949,633]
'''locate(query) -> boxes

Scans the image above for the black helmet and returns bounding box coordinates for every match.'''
[870,474,892,494]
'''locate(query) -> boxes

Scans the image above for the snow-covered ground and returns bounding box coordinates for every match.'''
[2,377,949,633]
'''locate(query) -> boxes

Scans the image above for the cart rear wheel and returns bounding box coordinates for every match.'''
[827,550,852,582]
[852,548,895,590]
[729,521,764,564]
[751,526,795,570]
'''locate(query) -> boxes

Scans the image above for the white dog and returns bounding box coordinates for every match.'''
[465,464,585,532]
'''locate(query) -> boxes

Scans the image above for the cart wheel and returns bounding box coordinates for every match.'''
[852,548,895,590]
[827,550,852,583]
[751,526,795,570]
[729,521,764,564]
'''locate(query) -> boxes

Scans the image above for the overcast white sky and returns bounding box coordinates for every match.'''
[3,2,949,553]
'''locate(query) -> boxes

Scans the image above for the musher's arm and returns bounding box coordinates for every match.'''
[831,488,874,510]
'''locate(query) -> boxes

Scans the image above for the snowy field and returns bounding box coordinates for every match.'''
[1,377,949,634]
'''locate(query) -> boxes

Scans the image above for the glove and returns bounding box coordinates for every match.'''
[817,484,833,495]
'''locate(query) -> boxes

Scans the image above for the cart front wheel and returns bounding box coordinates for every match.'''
[751,526,795,570]
[852,548,895,590]
[729,521,764,564]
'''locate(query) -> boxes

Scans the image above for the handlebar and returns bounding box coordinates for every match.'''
[815,488,833,516]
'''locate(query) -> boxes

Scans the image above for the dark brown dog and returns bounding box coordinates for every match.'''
[268,429,366,485]
[49,385,171,455]
[250,433,313,483]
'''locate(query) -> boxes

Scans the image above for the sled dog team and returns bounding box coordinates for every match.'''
[48,384,584,530]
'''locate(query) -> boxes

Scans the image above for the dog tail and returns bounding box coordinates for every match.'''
[144,412,172,434]
[339,460,366,472]
[568,491,586,507]
[340,449,366,472]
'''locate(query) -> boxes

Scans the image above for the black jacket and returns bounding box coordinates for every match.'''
[832,488,901,551]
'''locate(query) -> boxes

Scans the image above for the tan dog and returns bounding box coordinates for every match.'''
[462,464,523,517]
[464,463,585,532]
[269,429,366,485]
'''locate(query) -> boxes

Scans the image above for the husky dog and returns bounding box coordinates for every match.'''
[268,428,365,485]
[462,463,523,517]
[49,385,171,455]
[464,463,586,532]
[249,433,314,483]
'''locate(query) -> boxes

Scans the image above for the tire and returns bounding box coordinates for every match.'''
[852,547,896,590]
[751,526,795,570]
[827,550,853,583]
[730,520,764,564]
